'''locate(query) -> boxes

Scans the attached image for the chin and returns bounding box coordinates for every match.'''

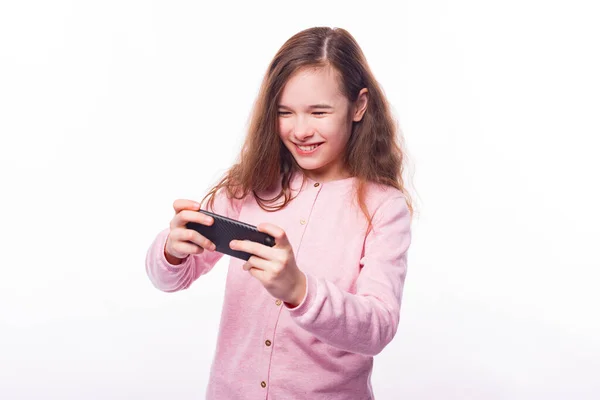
[294,160,324,171]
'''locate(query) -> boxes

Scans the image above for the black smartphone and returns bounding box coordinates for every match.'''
[185,209,275,261]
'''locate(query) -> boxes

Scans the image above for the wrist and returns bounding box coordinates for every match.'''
[163,243,186,266]
[284,271,307,308]
[165,252,185,265]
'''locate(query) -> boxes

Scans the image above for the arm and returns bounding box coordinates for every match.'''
[286,195,412,356]
[145,189,243,293]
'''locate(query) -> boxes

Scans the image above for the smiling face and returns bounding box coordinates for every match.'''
[277,66,368,182]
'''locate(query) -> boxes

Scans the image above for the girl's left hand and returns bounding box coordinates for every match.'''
[229,223,306,307]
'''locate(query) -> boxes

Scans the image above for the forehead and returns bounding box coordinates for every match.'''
[279,66,346,106]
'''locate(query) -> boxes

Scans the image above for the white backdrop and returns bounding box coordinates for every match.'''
[1,1,599,399]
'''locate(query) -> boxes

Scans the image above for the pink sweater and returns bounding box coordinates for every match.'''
[145,173,412,399]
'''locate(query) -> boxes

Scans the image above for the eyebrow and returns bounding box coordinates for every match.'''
[278,104,334,110]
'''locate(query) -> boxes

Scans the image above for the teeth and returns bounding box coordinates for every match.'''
[298,144,320,151]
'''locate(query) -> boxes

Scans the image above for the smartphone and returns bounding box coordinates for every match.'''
[185,209,275,261]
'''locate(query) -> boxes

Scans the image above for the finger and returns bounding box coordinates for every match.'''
[173,199,201,213]
[246,266,264,281]
[171,227,216,251]
[170,240,204,256]
[243,259,267,281]
[230,239,274,260]
[242,255,272,272]
[172,209,214,228]
[257,223,290,248]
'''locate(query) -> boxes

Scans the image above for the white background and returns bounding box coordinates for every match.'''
[1,1,599,399]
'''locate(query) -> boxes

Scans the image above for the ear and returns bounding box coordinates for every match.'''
[352,88,369,122]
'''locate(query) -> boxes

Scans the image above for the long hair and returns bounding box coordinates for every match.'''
[203,27,414,225]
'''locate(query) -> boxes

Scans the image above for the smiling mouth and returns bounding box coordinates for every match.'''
[296,143,322,152]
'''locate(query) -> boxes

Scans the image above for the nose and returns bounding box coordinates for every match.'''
[292,115,314,141]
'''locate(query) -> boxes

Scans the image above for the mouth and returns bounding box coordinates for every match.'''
[295,143,323,154]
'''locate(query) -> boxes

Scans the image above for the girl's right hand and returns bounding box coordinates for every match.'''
[164,199,216,265]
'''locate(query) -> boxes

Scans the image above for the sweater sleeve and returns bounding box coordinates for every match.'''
[145,189,243,293]
[286,195,412,356]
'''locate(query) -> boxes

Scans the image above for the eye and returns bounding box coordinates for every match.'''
[312,111,327,116]
[278,111,291,116]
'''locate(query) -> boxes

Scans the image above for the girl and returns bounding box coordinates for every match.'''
[146,26,413,399]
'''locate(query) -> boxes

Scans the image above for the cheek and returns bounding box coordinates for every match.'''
[278,118,292,137]
[321,116,350,139]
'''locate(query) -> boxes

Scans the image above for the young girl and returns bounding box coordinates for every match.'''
[146,26,413,399]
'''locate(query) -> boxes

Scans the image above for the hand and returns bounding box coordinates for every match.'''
[229,223,307,307]
[164,199,216,265]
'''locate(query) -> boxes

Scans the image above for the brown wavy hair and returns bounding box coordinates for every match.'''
[203,27,414,226]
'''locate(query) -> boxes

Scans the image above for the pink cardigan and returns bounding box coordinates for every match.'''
[146,173,412,399]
